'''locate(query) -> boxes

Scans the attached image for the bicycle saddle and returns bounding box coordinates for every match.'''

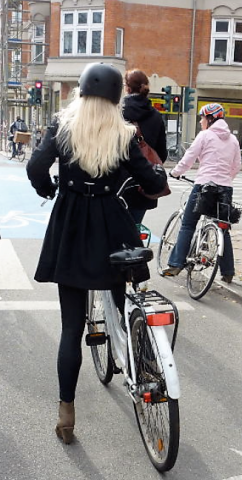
[110,246,153,266]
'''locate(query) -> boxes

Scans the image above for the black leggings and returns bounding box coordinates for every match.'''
[57,283,125,402]
[57,285,87,402]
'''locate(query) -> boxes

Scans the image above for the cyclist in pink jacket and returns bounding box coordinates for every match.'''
[162,103,241,283]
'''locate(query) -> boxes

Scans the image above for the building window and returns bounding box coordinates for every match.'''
[115,28,123,57]
[210,18,242,64]
[61,9,104,56]
[32,23,45,63]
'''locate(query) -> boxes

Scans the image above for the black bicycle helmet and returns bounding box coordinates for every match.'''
[79,62,123,104]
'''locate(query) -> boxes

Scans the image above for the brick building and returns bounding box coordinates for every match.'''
[4,0,242,144]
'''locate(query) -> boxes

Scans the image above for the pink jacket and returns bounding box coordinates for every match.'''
[171,119,241,186]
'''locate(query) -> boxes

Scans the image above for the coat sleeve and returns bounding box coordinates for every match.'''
[171,131,204,177]
[124,138,167,195]
[231,139,241,180]
[26,122,59,198]
[155,118,167,163]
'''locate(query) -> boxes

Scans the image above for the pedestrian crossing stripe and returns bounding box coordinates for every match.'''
[0,301,59,310]
[0,239,33,290]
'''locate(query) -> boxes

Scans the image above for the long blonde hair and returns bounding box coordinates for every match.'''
[56,89,136,177]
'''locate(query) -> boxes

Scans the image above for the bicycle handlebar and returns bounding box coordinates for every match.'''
[180,175,195,184]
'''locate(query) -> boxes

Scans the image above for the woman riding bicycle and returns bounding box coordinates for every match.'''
[162,103,241,283]
[26,62,167,445]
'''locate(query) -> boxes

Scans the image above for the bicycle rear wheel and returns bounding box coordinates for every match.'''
[87,291,113,384]
[187,223,220,300]
[130,309,179,472]
[17,146,26,162]
[157,211,182,274]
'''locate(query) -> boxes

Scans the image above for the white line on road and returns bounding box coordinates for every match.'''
[0,301,59,310]
[223,476,242,480]
[174,301,194,311]
[0,239,33,290]
[0,300,194,312]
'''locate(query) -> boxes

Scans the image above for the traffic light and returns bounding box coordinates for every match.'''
[172,95,181,113]
[161,86,172,112]
[34,80,42,105]
[27,87,35,106]
[184,87,195,112]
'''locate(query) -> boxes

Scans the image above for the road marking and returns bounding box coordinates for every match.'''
[0,301,59,310]
[223,476,242,480]
[174,301,194,311]
[230,448,242,457]
[0,239,33,290]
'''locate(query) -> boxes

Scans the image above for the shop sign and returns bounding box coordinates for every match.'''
[198,100,242,119]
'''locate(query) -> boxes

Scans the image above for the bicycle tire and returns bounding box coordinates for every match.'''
[130,309,180,472]
[187,223,220,300]
[168,144,185,162]
[168,145,179,162]
[88,290,113,385]
[157,211,182,274]
[7,142,13,160]
[17,147,26,162]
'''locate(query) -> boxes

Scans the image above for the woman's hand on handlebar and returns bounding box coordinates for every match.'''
[169,171,180,180]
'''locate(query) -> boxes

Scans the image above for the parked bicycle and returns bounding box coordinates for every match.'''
[86,237,180,472]
[157,176,242,300]
[167,141,192,162]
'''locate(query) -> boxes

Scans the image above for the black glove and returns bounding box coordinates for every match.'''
[36,181,58,199]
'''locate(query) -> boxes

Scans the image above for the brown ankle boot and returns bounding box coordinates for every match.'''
[55,401,75,444]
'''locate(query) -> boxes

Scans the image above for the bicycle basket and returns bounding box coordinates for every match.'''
[230,203,242,224]
[193,183,218,217]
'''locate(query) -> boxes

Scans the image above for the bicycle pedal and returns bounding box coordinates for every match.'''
[85,332,106,346]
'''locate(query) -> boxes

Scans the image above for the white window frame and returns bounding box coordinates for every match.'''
[32,23,45,64]
[115,28,123,57]
[210,18,242,65]
[60,9,104,56]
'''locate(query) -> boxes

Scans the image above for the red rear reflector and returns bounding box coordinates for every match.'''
[143,392,152,403]
[218,222,229,229]
[140,233,149,240]
[146,312,174,326]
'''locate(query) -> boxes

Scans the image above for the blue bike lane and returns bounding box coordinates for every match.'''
[0,153,160,242]
[0,154,58,239]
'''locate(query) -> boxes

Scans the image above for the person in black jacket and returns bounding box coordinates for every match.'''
[26,63,167,445]
[122,69,167,223]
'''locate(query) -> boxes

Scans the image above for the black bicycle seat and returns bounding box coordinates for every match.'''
[110,246,153,266]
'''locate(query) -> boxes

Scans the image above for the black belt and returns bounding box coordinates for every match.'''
[67,180,113,197]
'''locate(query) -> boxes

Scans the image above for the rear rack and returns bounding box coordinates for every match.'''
[126,290,179,351]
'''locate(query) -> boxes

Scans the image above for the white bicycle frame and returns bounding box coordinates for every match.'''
[97,284,180,401]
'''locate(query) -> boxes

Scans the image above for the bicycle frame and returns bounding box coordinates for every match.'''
[96,285,181,401]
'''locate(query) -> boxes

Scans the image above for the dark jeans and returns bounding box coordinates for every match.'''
[168,184,235,276]
[57,283,125,402]
[12,141,23,156]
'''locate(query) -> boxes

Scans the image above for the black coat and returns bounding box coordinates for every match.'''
[122,94,167,210]
[26,123,167,290]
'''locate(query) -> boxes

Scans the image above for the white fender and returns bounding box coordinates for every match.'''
[147,325,180,400]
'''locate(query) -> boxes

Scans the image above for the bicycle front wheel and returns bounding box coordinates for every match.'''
[157,211,182,274]
[7,143,13,160]
[130,309,179,472]
[87,291,113,385]
[187,223,220,300]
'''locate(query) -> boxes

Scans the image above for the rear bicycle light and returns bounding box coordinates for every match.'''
[218,221,230,230]
[140,233,149,241]
[146,312,174,326]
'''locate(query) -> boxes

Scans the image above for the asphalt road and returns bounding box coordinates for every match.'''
[1,155,242,480]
